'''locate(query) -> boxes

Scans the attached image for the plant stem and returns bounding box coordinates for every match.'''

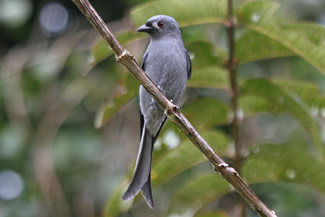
[225,1,245,216]
[72,0,277,216]
[226,0,241,170]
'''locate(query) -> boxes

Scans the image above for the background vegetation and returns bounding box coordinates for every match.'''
[1,0,325,217]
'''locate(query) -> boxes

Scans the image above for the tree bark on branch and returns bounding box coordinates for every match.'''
[71,0,277,216]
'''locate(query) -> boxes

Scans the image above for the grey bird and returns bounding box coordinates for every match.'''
[122,15,191,208]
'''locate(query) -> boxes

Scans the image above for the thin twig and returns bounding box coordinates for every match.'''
[225,1,245,217]
[225,0,241,168]
[71,0,277,216]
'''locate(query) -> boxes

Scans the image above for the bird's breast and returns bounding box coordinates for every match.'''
[139,39,188,134]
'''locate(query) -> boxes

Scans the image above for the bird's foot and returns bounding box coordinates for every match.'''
[172,104,179,111]
[157,85,164,93]
[164,104,179,116]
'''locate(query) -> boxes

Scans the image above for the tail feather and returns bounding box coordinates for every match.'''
[122,126,153,202]
[141,173,154,208]
[122,117,166,208]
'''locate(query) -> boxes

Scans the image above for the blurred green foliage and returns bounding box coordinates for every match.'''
[1,0,325,217]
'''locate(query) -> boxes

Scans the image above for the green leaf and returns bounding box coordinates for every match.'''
[185,40,228,89]
[236,30,293,64]
[243,144,325,192]
[240,79,325,115]
[284,23,325,46]
[90,32,144,70]
[240,79,324,160]
[236,21,325,64]
[130,0,227,28]
[238,0,325,73]
[273,79,325,109]
[187,66,228,89]
[169,173,230,214]
[94,74,138,128]
[186,40,226,69]
[182,97,230,130]
[240,95,281,115]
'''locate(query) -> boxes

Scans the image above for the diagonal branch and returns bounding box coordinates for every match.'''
[71,0,277,216]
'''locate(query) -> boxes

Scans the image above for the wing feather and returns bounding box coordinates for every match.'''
[185,50,192,80]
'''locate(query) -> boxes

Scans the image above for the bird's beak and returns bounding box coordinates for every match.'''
[137,24,154,33]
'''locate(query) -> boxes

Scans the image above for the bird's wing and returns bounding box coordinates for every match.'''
[139,50,148,136]
[185,50,192,80]
[141,51,149,71]
[140,112,144,138]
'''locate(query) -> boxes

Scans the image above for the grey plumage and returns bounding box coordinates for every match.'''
[122,15,191,208]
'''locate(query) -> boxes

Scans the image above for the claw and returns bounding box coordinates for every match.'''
[157,85,163,92]
[173,104,179,111]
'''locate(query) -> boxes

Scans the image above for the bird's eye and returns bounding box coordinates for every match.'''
[157,21,164,28]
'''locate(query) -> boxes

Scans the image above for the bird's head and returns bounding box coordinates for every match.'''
[137,15,181,39]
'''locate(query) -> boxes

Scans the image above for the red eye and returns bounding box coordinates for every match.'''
[158,21,164,28]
